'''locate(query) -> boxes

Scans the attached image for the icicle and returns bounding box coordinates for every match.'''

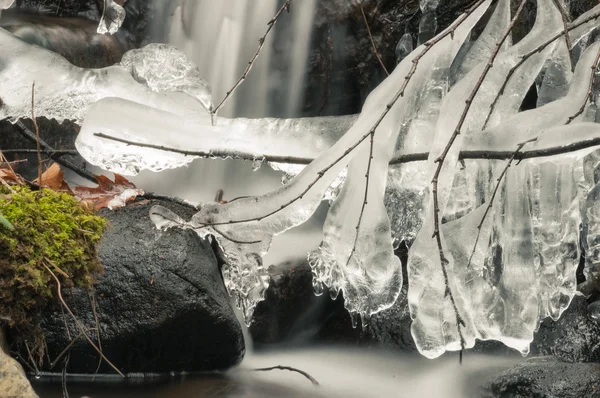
[395,33,413,65]
[98,0,126,35]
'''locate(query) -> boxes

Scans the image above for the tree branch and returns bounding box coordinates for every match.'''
[550,0,574,70]
[94,132,600,167]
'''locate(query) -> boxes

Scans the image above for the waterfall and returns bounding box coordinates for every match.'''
[137,0,318,204]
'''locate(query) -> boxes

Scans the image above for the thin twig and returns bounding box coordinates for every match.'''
[210,0,292,121]
[345,131,374,268]
[253,365,319,386]
[430,0,527,362]
[566,46,600,124]
[466,138,537,268]
[89,292,103,377]
[550,0,574,70]
[41,260,124,377]
[49,328,95,369]
[1,149,79,156]
[356,0,389,76]
[14,121,97,183]
[31,83,43,185]
[484,8,600,128]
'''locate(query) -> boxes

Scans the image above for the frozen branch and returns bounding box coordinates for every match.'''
[430,0,527,360]
[484,7,600,128]
[550,0,574,70]
[94,132,600,166]
[566,46,600,123]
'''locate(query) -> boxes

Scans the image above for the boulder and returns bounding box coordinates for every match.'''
[10,199,245,374]
[481,357,600,398]
[0,347,38,398]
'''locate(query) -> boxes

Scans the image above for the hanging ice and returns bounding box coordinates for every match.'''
[395,33,413,65]
[97,0,126,35]
[2,0,600,357]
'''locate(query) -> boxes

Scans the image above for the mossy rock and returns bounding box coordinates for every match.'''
[0,185,106,355]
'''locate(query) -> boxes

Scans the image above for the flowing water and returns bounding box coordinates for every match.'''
[31,348,521,398]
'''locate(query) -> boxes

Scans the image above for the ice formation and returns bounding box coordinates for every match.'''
[120,44,214,112]
[97,0,126,35]
[3,0,600,357]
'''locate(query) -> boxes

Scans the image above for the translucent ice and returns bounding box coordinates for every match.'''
[121,44,214,112]
[97,0,126,35]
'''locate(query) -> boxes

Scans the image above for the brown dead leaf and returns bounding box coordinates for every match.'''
[34,163,72,192]
[72,173,144,210]
[0,168,21,184]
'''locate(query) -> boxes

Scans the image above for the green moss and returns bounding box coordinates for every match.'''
[0,185,107,330]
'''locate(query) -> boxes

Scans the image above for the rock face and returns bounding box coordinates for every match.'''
[531,295,600,363]
[0,348,38,398]
[10,199,245,374]
[482,357,600,398]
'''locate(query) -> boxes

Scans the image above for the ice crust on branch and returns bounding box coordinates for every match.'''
[4,0,600,357]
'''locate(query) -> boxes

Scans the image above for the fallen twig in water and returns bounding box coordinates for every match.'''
[253,365,320,386]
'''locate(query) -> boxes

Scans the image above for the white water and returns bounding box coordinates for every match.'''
[32,348,521,398]
[132,0,318,203]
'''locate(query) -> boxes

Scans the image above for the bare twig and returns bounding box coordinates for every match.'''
[31,83,43,184]
[14,121,97,183]
[345,132,374,267]
[484,8,600,128]
[1,149,79,156]
[566,46,600,124]
[466,138,537,268]
[550,0,574,70]
[430,0,527,361]
[210,0,292,120]
[356,1,389,76]
[41,260,124,377]
[89,292,103,377]
[49,328,95,369]
[253,365,319,386]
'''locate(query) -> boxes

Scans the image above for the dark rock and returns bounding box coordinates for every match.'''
[481,357,600,398]
[9,199,244,374]
[250,259,363,346]
[530,295,600,363]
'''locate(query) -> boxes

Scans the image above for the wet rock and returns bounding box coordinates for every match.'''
[0,348,38,398]
[530,295,600,362]
[482,357,600,398]
[250,259,362,345]
[10,199,245,374]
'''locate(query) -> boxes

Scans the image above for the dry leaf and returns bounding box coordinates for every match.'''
[34,163,72,192]
[72,173,144,210]
[0,167,21,184]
